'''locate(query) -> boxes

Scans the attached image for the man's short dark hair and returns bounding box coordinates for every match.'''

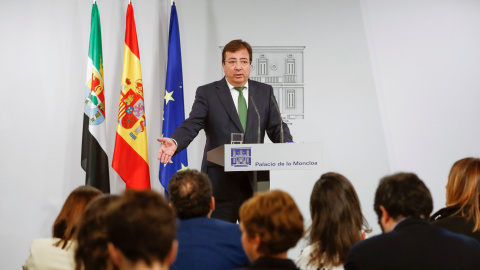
[168,169,212,219]
[374,172,433,220]
[105,190,176,266]
[222,39,253,62]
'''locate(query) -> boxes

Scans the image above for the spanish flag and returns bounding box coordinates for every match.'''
[112,2,150,190]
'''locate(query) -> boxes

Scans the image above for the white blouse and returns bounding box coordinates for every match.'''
[295,244,345,270]
[23,238,76,270]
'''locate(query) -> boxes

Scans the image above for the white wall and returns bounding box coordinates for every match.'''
[360,0,480,216]
[1,0,480,268]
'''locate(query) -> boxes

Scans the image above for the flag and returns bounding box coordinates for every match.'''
[81,2,110,193]
[112,3,150,190]
[159,2,188,195]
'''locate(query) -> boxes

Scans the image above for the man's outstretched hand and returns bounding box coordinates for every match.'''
[157,137,177,164]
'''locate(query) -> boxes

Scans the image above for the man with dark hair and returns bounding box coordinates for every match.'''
[168,169,249,270]
[345,173,480,270]
[105,190,177,270]
[157,39,293,222]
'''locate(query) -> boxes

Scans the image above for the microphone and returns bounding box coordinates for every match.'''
[270,95,284,143]
[250,96,261,144]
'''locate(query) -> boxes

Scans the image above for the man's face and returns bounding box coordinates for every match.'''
[222,48,251,87]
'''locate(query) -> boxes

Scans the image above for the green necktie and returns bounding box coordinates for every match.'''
[234,87,247,131]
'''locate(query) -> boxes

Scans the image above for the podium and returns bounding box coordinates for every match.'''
[207,142,322,190]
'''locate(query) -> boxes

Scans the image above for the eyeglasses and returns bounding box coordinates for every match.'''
[224,59,251,67]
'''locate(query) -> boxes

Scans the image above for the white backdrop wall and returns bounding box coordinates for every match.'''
[1,0,480,268]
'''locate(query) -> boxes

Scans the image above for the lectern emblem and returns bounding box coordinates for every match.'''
[231,148,251,167]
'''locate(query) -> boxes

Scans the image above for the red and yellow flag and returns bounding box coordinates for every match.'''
[112,3,150,190]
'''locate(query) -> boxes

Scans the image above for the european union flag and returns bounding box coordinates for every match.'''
[159,2,188,195]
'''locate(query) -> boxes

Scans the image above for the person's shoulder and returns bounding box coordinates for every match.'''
[438,226,480,247]
[179,217,240,231]
[348,232,391,255]
[178,216,209,226]
[209,217,241,230]
[30,238,76,251]
[198,79,226,89]
[29,238,59,249]
[30,238,55,245]
[431,206,460,221]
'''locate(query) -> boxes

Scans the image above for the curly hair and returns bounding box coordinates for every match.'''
[168,170,212,219]
[239,190,304,256]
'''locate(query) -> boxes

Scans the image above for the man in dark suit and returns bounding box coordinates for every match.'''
[345,172,480,270]
[157,39,292,222]
[168,169,250,270]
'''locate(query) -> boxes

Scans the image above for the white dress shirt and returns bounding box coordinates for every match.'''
[226,80,249,112]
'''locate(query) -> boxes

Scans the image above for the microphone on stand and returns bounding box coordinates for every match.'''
[271,95,284,143]
[250,96,261,144]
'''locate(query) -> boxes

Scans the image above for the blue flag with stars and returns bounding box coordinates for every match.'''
[159,2,188,195]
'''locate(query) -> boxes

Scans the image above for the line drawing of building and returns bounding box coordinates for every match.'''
[220,46,305,124]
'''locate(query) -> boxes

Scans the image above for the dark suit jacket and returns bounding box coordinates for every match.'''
[345,218,480,270]
[171,78,292,199]
[171,217,250,270]
[431,205,480,242]
[235,256,298,270]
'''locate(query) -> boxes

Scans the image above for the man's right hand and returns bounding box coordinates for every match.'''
[157,137,177,164]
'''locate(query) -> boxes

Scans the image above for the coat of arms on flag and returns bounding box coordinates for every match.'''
[118,78,146,139]
[84,72,106,125]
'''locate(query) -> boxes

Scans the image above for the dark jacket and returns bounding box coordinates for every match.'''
[235,256,298,270]
[431,205,480,242]
[171,217,249,270]
[345,218,480,270]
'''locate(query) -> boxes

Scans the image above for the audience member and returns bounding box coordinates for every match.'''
[431,157,480,241]
[75,194,120,270]
[168,169,249,270]
[296,172,370,270]
[345,172,480,270]
[236,189,304,270]
[105,189,177,270]
[23,185,102,270]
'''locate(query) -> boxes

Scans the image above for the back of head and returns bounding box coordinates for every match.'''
[222,39,253,62]
[168,169,212,219]
[446,157,480,231]
[374,172,433,220]
[75,194,121,270]
[239,189,304,256]
[309,172,368,267]
[52,185,103,249]
[105,189,176,267]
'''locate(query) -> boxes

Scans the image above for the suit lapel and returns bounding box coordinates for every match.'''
[214,78,244,132]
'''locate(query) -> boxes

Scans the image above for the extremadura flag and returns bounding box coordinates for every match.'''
[81,2,110,193]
